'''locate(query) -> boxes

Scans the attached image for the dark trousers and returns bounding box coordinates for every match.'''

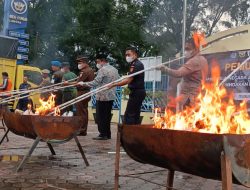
[96,100,113,138]
[124,90,146,125]
[17,99,29,111]
[62,91,76,113]
[76,91,90,135]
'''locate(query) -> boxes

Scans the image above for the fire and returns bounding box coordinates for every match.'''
[35,94,60,116]
[154,65,250,134]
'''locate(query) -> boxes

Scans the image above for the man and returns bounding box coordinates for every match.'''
[0,72,12,111]
[17,76,31,111]
[61,62,77,115]
[109,47,146,125]
[51,60,64,106]
[157,39,208,111]
[75,55,95,136]
[78,53,119,140]
[39,69,51,100]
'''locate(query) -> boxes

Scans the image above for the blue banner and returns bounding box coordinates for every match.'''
[2,0,28,35]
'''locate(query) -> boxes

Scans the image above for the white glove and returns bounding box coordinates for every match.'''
[78,81,85,86]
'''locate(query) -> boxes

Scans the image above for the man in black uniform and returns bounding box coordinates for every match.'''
[109,47,146,125]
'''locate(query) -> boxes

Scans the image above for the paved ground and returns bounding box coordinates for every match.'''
[0,121,248,190]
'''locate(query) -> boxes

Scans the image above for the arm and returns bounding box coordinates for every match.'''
[164,66,193,78]
[110,77,133,88]
[85,70,104,88]
[0,79,8,90]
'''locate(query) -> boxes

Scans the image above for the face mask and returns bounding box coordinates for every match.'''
[126,56,134,63]
[184,50,193,58]
[78,64,84,70]
[96,64,102,69]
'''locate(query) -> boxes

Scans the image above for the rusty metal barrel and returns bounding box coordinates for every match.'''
[120,124,250,186]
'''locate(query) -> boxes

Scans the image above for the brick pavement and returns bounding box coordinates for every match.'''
[0,121,248,190]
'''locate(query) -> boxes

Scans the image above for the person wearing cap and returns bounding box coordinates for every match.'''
[75,55,95,136]
[38,69,51,100]
[109,47,146,125]
[78,53,119,140]
[51,60,64,106]
[61,62,77,116]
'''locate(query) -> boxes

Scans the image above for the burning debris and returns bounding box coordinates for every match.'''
[15,94,61,116]
[154,65,250,134]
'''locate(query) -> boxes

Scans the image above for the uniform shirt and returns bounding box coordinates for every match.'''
[62,71,77,92]
[166,53,208,97]
[19,82,31,101]
[77,67,95,92]
[86,63,120,101]
[128,59,145,91]
[39,77,51,87]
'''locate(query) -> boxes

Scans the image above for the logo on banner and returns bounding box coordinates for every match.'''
[11,0,27,15]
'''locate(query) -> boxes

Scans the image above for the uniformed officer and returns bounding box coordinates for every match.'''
[61,62,77,115]
[75,55,95,136]
[78,53,119,140]
[157,38,208,111]
[109,47,146,125]
[39,69,51,100]
[51,60,64,106]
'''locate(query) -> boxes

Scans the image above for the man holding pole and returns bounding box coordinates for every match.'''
[109,47,146,125]
[75,55,95,136]
[78,53,119,140]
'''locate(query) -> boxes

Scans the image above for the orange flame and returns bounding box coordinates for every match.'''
[154,66,250,134]
[193,31,207,49]
[35,94,60,116]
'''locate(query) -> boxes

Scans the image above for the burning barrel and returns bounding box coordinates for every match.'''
[3,112,83,142]
[120,124,250,187]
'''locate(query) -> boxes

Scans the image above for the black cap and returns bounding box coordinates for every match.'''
[126,46,139,55]
[76,55,89,63]
[62,62,70,67]
[96,53,108,60]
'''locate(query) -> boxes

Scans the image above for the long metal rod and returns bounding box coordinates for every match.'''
[50,56,186,113]
[182,0,187,65]
[0,77,78,99]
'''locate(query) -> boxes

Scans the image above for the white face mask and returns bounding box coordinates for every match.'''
[78,64,84,70]
[96,64,102,69]
[184,50,193,58]
[126,56,134,63]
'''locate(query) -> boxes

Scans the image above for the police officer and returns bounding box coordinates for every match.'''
[51,60,64,106]
[109,47,146,125]
[75,55,95,135]
[17,75,31,111]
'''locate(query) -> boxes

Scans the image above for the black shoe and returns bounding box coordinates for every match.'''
[78,131,87,136]
[92,136,108,140]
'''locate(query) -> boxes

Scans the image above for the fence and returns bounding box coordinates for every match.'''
[91,74,169,112]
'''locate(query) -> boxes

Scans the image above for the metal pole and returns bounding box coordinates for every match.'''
[182,0,187,64]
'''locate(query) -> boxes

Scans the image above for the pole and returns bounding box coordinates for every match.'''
[182,0,187,64]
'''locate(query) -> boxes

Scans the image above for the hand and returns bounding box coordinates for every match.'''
[77,81,85,86]
[63,81,69,86]
[155,65,166,72]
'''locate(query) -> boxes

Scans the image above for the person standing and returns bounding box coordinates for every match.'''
[51,60,64,106]
[17,75,31,111]
[75,55,95,136]
[39,69,51,100]
[61,62,77,116]
[0,72,12,111]
[157,39,208,111]
[109,47,146,125]
[78,53,119,140]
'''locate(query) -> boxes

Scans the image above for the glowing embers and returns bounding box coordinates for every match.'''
[154,65,250,134]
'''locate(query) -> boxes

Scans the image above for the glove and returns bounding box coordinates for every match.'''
[77,81,85,86]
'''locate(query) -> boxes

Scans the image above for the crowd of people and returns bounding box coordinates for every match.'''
[0,39,208,140]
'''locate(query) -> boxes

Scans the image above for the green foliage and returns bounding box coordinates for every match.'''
[26,0,250,72]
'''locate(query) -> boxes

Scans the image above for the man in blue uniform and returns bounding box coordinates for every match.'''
[109,47,146,125]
